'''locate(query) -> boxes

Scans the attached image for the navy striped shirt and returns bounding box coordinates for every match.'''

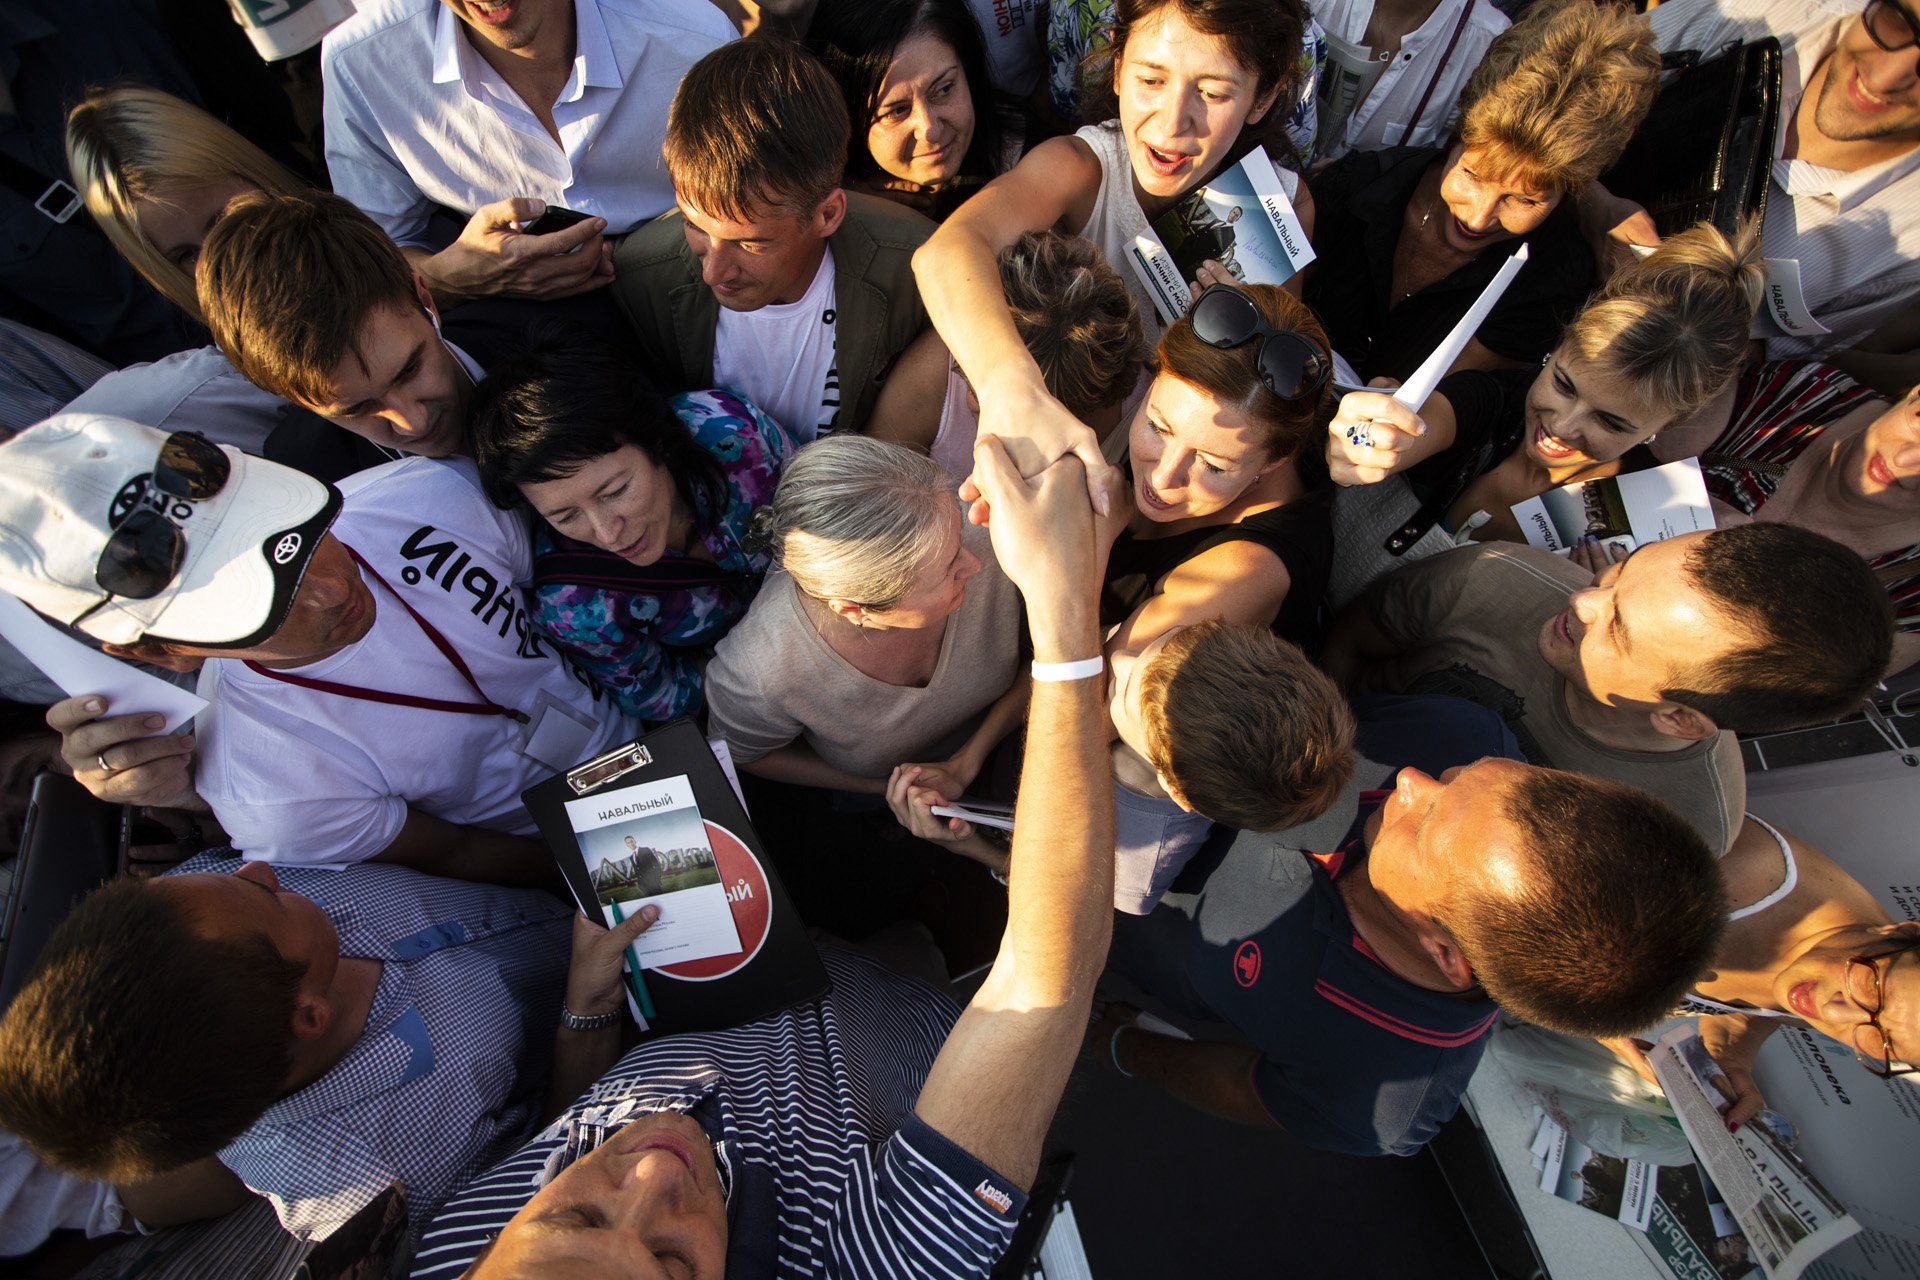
[411,948,1025,1279]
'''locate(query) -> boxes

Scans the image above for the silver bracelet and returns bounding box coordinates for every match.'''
[559,1001,622,1032]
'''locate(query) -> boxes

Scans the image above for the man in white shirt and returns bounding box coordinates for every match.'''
[322,0,734,303]
[5,415,638,884]
[1308,0,1509,160]
[610,39,933,439]
[1596,0,1920,357]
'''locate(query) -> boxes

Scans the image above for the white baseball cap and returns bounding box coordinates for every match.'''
[0,414,341,648]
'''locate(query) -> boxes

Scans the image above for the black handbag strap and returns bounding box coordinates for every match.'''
[0,150,95,233]
[1395,0,1477,148]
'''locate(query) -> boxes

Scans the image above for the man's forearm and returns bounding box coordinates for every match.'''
[1112,1031,1279,1128]
[1001,598,1110,1000]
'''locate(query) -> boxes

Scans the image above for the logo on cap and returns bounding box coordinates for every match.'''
[272,533,302,565]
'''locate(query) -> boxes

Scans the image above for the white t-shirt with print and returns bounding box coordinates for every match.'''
[712,250,840,441]
[194,457,640,865]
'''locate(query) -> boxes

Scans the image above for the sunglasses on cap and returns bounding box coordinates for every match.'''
[73,433,231,625]
[1186,284,1331,402]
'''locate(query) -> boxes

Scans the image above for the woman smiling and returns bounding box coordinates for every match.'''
[1103,281,1334,654]
[810,0,1016,220]
[471,331,793,722]
[1303,0,1659,383]
[1322,222,1765,606]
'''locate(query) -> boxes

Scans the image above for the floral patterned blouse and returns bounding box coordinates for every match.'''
[528,389,795,722]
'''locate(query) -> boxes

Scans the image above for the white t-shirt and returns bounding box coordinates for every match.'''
[965,0,1045,97]
[194,458,639,865]
[711,251,840,441]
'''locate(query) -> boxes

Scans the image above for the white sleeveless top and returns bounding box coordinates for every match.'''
[1071,120,1302,345]
[1677,814,1802,1019]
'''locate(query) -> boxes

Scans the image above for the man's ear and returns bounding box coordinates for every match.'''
[1649,702,1718,742]
[288,992,331,1043]
[101,641,205,674]
[814,188,848,239]
[411,271,440,329]
[1415,921,1476,992]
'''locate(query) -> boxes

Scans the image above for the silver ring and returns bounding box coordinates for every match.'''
[97,753,115,775]
[1344,423,1373,450]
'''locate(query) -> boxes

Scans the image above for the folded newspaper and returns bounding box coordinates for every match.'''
[1644,1029,1861,1280]
[1126,145,1315,324]
[1510,458,1715,557]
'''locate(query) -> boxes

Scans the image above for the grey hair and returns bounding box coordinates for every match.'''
[761,435,957,611]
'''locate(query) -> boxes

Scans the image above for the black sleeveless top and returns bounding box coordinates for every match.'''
[1100,491,1334,650]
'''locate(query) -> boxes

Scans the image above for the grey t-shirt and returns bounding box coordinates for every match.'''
[1361,543,1745,855]
[705,521,1023,780]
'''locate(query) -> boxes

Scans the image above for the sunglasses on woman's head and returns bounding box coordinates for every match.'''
[1185,284,1331,403]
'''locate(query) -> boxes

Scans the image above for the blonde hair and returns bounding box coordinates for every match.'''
[1455,0,1660,195]
[1001,231,1148,419]
[1562,219,1767,419]
[762,435,957,611]
[66,86,305,321]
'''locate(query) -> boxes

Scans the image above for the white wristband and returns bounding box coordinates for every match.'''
[1030,656,1105,683]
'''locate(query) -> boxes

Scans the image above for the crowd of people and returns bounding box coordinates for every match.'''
[0,0,1915,1274]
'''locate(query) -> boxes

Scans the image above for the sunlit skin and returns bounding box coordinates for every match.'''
[868,34,975,190]
[1521,348,1674,474]
[470,1111,729,1280]
[133,175,257,275]
[676,193,843,313]
[308,290,474,457]
[1847,388,1920,501]
[1358,759,1532,987]
[1432,144,1561,255]
[1106,623,1183,761]
[840,507,981,630]
[1114,7,1280,211]
[437,0,567,53]
[519,446,692,566]
[1126,373,1288,526]
[1772,923,1920,1069]
[1812,6,1920,146]
[1534,534,1745,709]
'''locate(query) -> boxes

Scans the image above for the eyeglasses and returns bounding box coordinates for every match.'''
[1843,935,1919,1078]
[1186,284,1331,402]
[85,432,231,610]
[1863,0,1920,52]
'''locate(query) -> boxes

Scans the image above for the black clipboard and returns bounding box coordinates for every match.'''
[522,719,828,1033]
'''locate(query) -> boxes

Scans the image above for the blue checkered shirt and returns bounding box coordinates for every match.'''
[171,853,570,1244]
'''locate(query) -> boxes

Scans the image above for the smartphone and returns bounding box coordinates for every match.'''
[525,205,594,236]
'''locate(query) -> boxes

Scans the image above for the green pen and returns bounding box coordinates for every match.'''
[608,900,658,1021]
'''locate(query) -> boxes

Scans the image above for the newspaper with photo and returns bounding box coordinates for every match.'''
[1649,1028,1861,1280]
[1531,1108,1760,1280]
[1126,145,1316,325]
[562,773,742,972]
[1510,458,1715,557]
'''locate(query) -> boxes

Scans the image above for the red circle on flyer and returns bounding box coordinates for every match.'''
[656,822,770,981]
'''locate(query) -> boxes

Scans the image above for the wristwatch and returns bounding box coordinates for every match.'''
[559,1001,622,1032]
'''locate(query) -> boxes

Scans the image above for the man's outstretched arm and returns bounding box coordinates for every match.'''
[913,441,1118,1190]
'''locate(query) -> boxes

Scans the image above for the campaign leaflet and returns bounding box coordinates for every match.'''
[563,774,741,971]
[1126,145,1316,325]
[1510,458,1715,557]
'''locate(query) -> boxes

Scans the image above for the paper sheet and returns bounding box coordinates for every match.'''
[1394,243,1530,412]
[0,592,205,731]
